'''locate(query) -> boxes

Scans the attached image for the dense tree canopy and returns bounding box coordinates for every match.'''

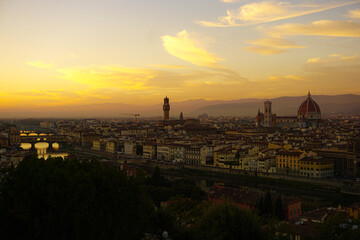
[0,156,154,240]
[196,201,267,240]
[315,215,360,240]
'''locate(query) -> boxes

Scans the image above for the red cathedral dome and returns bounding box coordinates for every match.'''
[298,92,321,120]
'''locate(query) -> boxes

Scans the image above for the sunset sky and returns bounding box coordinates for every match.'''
[1,0,360,108]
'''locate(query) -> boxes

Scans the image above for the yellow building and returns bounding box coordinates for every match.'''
[214,148,237,168]
[93,139,106,151]
[81,133,100,148]
[299,157,334,178]
[93,139,101,151]
[106,141,117,153]
[268,143,292,150]
[276,150,306,175]
[348,203,360,219]
[143,144,156,159]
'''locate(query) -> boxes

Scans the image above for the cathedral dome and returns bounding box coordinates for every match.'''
[298,92,321,120]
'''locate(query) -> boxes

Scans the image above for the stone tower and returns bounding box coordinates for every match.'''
[163,96,170,121]
[264,100,272,127]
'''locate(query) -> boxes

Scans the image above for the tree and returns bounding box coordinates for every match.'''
[274,195,284,220]
[263,191,273,216]
[0,156,154,240]
[315,215,360,240]
[195,201,266,240]
[148,166,168,187]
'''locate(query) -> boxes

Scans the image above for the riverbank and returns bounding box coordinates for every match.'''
[126,160,360,210]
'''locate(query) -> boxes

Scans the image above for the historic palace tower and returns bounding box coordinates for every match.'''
[264,100,272,127]
[163,96,170,120]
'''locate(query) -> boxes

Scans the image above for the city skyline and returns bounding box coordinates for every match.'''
[1,0,360,110]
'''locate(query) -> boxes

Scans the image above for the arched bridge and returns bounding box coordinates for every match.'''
[20,135,69,144]
[20,131,55,137]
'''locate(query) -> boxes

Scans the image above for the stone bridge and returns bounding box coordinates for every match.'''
[20,135,69,143]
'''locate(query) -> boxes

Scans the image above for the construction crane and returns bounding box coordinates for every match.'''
[119,113,140,123]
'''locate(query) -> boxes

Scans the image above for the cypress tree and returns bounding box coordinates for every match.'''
[274,195,284,220]
[263,191,273,216]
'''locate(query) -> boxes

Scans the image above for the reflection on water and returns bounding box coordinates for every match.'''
[20,143,32,150]
[41,153,69,160]
[20,142,68,160]
[52,142,59,150]
[35,142,49,150]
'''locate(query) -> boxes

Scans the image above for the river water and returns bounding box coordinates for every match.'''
[20,142,68,160]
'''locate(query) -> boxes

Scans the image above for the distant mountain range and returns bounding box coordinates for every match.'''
[191,94,360,117]
[1,94,360,118]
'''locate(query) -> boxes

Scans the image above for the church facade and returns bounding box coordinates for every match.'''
[255,92,322,128]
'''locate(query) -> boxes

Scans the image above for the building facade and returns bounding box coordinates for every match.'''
[163,96,170,121]
[257,92,322,128]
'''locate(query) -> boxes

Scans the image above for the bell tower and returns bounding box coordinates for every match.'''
[163,96,170,121]
[264,100,272,127]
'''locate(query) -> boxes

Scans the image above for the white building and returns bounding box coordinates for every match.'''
[157,145,170,161]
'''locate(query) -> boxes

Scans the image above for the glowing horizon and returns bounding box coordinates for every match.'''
[1,0,360,109]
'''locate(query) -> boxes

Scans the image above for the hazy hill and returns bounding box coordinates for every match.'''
[0,94,359,118]
[192,94,360,117]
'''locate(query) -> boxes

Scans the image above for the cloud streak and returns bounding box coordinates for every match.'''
[264,20,360,37]
[161,30,246,81]
[198,0,360,27]
[244,37,305,55]
[346,9,360,19]
[26,61,55,69]
[305,54,360,73]
[161,30,224,68]
[57,66,156,90]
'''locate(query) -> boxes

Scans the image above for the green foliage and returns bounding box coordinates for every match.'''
[195,201,266,240]
[315,215,360,240]
[273,222,297,240]
[0,155,154,240]
[153,208,176,232]
[258,191,274,217]
[274,195,284,220]
[263,191,273,216]
[145,167,205,207]
[148,166,169,187]
[165,197,207,227]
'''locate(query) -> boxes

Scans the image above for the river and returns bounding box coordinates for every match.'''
[20,142,68,160]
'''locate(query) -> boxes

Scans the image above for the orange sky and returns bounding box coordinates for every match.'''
[0,0,360,109]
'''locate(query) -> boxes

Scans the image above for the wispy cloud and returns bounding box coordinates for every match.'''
[243,45,287,55]
[148,64,188,69]
[266,75,305,82]
[220,0,243,3]
[161,30,246,82]
[198,1,360,27]
[347,9,360,19]
[57,66,155,90]
[161,30,224,68]
[264,20,360,37]
[305,54,360,72]
[26,61,55,69]
[244,37,305,55]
